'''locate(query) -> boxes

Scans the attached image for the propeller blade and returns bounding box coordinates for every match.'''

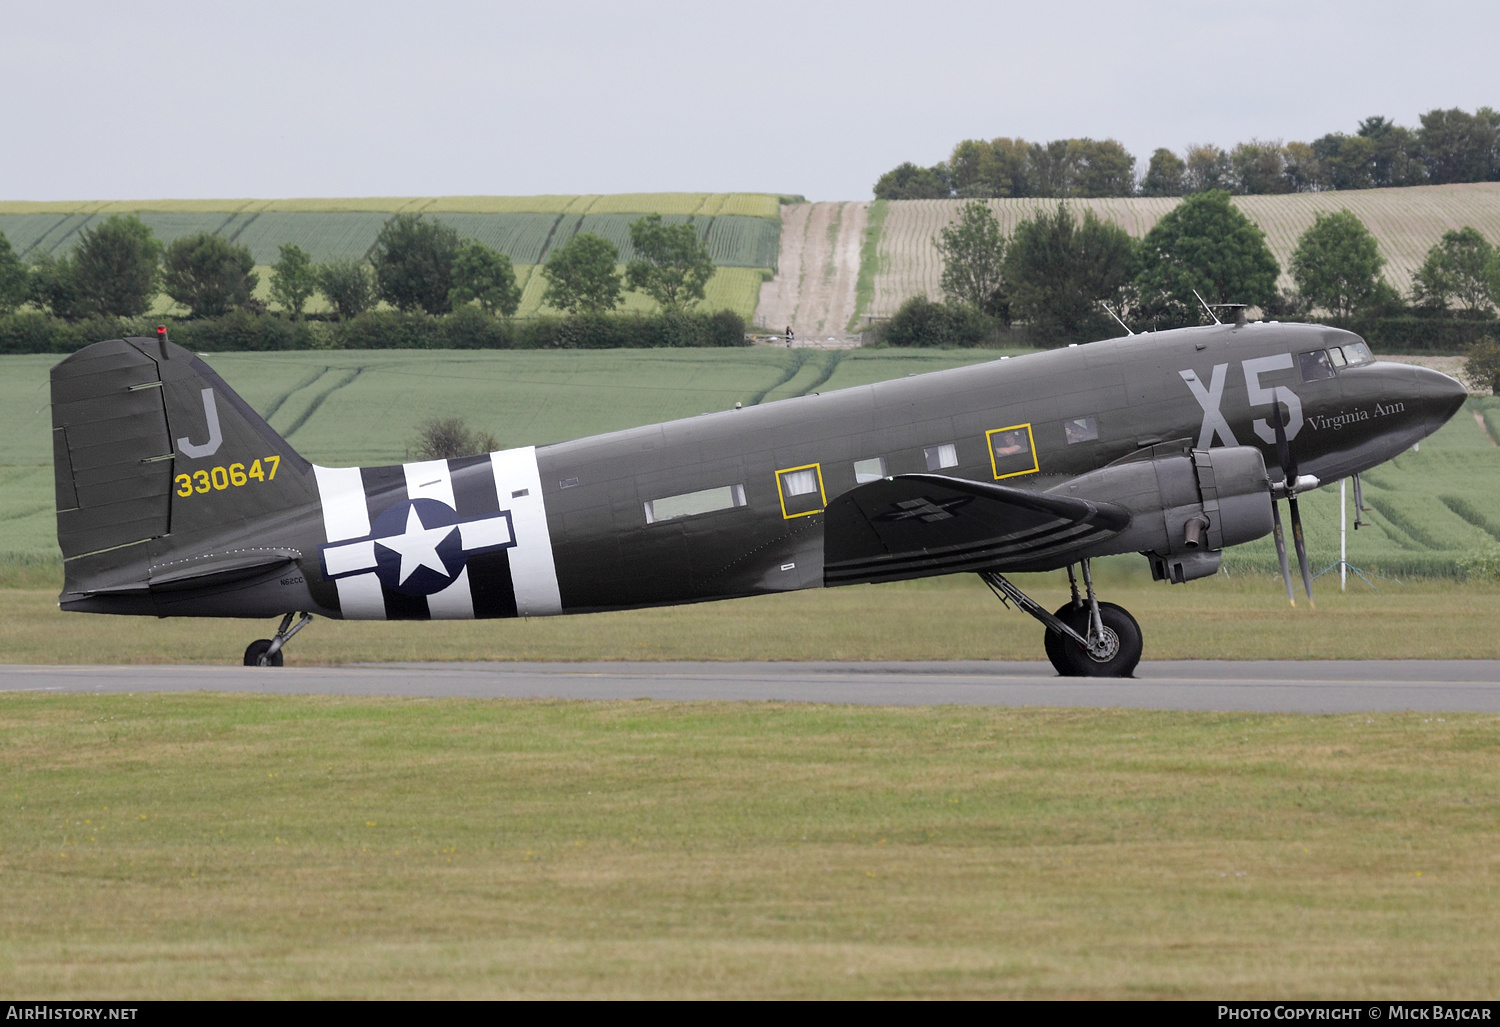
[1288,493,1316,608]
[1271,499,1296,606]
[1273,400,1297,483]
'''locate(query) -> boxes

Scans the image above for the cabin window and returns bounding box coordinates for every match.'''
[776,464,826,519]
[644,483,747,524]
[1064,416,1098,444]
[781,468,818,496]
[1299,350,1336,382]
[924,443,958,470]
[853,457,887,483]
[1327,346,1347,367]
[986,424,1038,480]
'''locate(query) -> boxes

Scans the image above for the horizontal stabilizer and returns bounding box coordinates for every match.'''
[824,473,1128,585]
[147,548,302,592]
[63,548,302,599]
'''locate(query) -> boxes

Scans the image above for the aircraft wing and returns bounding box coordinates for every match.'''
[823,473,1129,585]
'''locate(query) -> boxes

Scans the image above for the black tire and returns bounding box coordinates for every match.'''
[243,639,283,667]
[1052,602,1142,678]
[1044,602,1082,676]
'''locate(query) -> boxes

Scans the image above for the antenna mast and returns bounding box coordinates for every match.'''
[1192,289,1221,324]
[1100,302,1134,336]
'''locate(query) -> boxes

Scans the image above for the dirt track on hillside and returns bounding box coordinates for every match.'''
[755,202,867,347]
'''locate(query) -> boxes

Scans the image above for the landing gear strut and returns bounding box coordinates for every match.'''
[980,559,1142,677]
[243,612,312,667]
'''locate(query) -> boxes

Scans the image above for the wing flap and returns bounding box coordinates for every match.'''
[824,473,1128,585]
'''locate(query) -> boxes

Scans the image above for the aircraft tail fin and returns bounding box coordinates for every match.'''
[51,334,316,599]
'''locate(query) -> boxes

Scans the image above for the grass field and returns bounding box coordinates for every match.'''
[5,573,1500,665]
[3,692,1498,998]
[867,182,1500,317]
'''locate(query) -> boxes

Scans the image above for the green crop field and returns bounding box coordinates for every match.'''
[0,210,780,271]
[2,348,1496,582]
[0,348,1014,570]
[867,183,1500,318]
[0,193,786,219]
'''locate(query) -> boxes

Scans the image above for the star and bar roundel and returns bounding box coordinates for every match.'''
[320,497,515,597]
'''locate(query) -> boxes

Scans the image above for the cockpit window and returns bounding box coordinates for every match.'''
[1299,350,1336,382]
[1343,341,1374,365]
[1327,346,1347,367]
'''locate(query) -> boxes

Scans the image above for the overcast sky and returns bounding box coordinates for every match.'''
[3,0,1497,203]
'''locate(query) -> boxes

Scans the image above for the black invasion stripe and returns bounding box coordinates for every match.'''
[449,455,518,620]
[824,528,1117,586]
[827,517,1097,576]
[824,524,1109,584]
[358,463,430,622]
[828,516,1074,572]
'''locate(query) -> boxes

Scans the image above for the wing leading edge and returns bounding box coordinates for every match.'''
[823,473,1130,585]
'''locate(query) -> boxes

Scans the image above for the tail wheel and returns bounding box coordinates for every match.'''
[243,639,283,667]
[1047,602,1142,678]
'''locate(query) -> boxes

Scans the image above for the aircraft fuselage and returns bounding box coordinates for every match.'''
[54,322,1468,624]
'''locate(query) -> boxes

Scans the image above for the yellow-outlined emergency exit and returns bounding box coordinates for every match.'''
[775,463,827,519]
[986,424,1038,480]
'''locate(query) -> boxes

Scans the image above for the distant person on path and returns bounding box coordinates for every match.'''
[785,325,794,347]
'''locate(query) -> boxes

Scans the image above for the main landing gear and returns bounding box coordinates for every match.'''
[980,559,1143,677]
[243,612,313,667]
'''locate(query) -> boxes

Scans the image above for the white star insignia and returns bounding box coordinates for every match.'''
[374,505,456,585]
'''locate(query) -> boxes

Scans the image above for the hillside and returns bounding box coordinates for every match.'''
[4,185,1499,338]
[861,182,1500,321]
[0,193,786,321]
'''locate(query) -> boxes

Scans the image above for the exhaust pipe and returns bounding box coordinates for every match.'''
[1183,516,1209,549]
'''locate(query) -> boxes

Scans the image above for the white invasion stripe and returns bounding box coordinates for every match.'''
[314,465,370,542]
[426,565,475,620]
[336,574,387,620]
[323,539,377,577]
[490,446,562,616]
[403,459,456,508]
[460,516,512,551]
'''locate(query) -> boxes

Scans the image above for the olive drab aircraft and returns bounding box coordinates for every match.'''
[50,319,1467,676]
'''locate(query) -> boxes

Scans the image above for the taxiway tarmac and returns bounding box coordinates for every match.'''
[3,660,1499,713]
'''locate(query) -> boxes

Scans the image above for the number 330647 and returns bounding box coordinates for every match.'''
[174,456,280,497]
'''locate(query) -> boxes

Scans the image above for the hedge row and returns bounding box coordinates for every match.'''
[873,297,1499,354]
[1332,316,1499,354]
[0,308,749,355]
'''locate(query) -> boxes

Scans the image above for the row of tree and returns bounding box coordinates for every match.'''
[912,192,1500,342]
[0,213,719,322]
[874,107,1500,200]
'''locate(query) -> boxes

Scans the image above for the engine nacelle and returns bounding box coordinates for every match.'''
[1047,445,1274,583]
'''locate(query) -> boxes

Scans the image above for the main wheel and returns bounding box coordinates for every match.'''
[1048,602,1142,678]
[1044,602,1082,676]
[243,639,283,667]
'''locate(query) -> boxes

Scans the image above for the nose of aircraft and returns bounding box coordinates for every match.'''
[1409,363,1469,433]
